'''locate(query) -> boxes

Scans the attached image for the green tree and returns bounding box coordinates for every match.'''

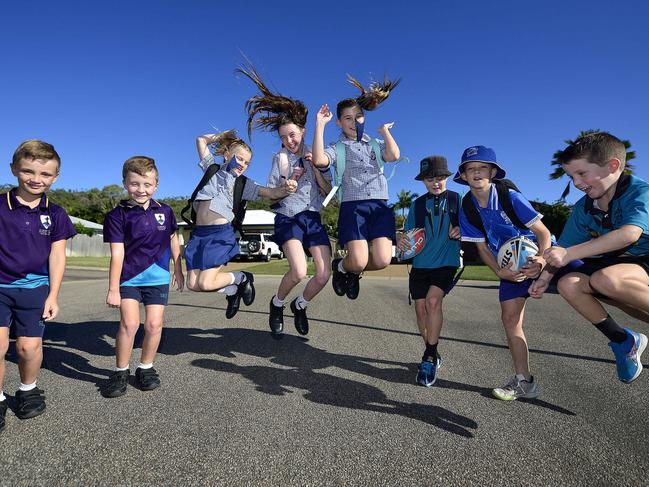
[530,200,571,238]
[550,130,636,200]
[392,189,418,219]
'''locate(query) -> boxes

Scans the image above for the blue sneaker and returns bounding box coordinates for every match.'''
[416,355,443,387]
[609,328,647,383]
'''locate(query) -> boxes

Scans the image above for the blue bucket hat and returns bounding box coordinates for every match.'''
[452,145,507,186]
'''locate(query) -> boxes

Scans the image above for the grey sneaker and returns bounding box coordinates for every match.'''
[492,375,538,401]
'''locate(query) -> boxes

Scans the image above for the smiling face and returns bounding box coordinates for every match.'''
[423,176,448,195]
[224,145,252,177]
[336,105,364,140]
[11,157,60,200]
[459,162,497,190]
[278,123,305,154]
[123,170,158,207]
[562,157,620,200]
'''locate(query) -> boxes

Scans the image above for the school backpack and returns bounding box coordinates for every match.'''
[180,162,249,237]
[276,147,332,197]
[461,179,527,245]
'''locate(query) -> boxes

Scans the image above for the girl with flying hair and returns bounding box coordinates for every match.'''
[238,65,333,337]
[311,74,402,301]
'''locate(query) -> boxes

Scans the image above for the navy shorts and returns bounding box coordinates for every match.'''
[185,224,239,271]
[338,199,396,246]
[120,284,169,305]
[409,267,458,300]
[273,211,331,256]
[570,255,649,277]
[499,279,532,302]
[0,286,49,338]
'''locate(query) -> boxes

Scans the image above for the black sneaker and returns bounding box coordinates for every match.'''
[269,297,284,334]
[135,367,161,391]
[225,292,242,319]
[15,388,46,419]
[346,272,361,300]
[0,399,7,432]
[101,369,129,398]
[240,271,256,306]
[290,298,309,336]
[331,258,348,296]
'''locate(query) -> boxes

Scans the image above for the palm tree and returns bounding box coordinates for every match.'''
[393,189,418,219]
[550,130,636,200]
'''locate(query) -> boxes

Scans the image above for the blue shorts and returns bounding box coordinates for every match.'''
[185,224,239,271]
[273,211,331,256]
[0,286,49,338]
[338,199,396,246]
[120,284,169,306]
[499,279,532,302]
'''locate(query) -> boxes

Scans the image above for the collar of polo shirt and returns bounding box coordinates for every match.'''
[6,188,49,211]
[340,133,371,144]
[119,199,162,209]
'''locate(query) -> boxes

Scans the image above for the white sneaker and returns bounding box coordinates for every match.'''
[492,375,538,401]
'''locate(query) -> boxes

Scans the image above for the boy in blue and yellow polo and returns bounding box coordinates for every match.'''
[0,140,76,431]
[101,156,184,399]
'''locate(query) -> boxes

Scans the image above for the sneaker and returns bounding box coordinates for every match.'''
[609,328,647,383]
[135,367,161,391]
[15,388,46,419]
[0,399,7,432]
[240,271,256,306]
[416,356,442,387]
[269,297,284,334]
[101,369,130,398]
[492,375,538,401]
[346,272,361,300]
[331,258,348,297]
[290,298,309,336]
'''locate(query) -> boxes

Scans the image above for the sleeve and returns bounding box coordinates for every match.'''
[51,208,77,242]
[323,142,337,168]
[509,190,542,227]
[168,207,178,233]
[103,209,125,243]
[404,202,416,232]
[242,178,262,202]
[376,138,389,161]
[459,208,485,243]
[558,201,592,248]
[198,153,216,172]
[620,186,649,232]
[267,153,282,188]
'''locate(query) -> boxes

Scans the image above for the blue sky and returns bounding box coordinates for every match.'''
[2,0,648,205]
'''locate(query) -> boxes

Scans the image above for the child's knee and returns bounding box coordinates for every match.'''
[425,294,442,311]
[314,267,331,285]
[120,319,140,337]
[289,267,307,284]
[186,279,201,292]
[371,254,391,270]
[144,320,163,335]
[15,340,42,358]
[345,254,367,273]
[589,271,621,296]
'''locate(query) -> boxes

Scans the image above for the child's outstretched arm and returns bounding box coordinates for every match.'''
[312,104,333,168]
[378,122,400,162]
[520,220,551,280]
[107,243,124,308]
[170,233,184,292]
[258,179,298,200]
[43,240,67,321]
[196,134,217,161]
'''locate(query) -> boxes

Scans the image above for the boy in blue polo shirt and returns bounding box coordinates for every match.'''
[101,156,184,398]
[401,156,461,387]
[457,146,551,401]
[530,132,648,383]
[0,140,76,430]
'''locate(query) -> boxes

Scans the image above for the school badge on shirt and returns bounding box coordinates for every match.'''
[39,215,52,235]
[155,213,166,230]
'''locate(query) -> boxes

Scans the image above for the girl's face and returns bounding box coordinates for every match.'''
[423,176,448,195]
[460,162,497,190]
[562,157,619,200]
[336,106,364,139]
[278,124,305,154]
[224,146,252,177]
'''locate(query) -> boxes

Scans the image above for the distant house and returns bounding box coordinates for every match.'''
[69,215,104,235]
[67,216,108,257]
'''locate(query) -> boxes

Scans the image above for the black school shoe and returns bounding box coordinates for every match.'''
[135,367,161,391]
[226,272,256,319]
[346,272,362,300]
[0,399,7,432]
[331,258,348,296]
[15,388,46,419]
[269,297,284,334]
[290,298,309,336]
[101,369,129,398]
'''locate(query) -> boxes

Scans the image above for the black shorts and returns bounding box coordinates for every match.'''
[120,285,169,306]
[571,255,649,277]
[408,267,458,300]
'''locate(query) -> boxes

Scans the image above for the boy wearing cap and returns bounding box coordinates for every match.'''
[456,146,551,401]
[0,140,76,430]
[101,156,184,398]
[400,156,461,387]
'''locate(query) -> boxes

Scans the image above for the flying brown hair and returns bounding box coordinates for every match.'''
[346,74,401,111]
[210,129,252,158]
[237,64,308,139]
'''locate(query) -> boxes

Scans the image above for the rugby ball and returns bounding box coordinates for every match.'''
[496,236,539,272]
[396,228,427,262]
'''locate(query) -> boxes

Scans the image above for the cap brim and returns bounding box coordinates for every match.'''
[415,171,452,181]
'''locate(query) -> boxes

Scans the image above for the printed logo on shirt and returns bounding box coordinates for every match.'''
[40,215,51,229]
[154,213,166,225]
[500,211,512,225]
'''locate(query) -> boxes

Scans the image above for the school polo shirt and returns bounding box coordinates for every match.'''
[404,192,461,269]
[460,184,541,257]
[0,190,76,288]
[559,174,649,257]
[103,200,178,286]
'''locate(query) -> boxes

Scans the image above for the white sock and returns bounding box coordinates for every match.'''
[337,260,347,273]
[295,294,309,310]
[138,362,153,370]
[19,382,37,392]
[0,392,6,402]
[221,284,238,296]
[233,272,245,284]
[115,365,129,372]
[272,295,285,307]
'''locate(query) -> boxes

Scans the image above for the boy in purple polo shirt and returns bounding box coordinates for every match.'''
[0,140,76,431]
[101,156,184,399]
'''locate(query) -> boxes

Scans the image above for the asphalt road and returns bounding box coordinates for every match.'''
[0,269,647,485]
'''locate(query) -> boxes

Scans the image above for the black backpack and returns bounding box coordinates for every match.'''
[181,163,249,237]
[461,179,527,245]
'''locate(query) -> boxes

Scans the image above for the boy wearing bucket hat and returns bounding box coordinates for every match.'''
[400,156,461,387]
[456,146,552,401]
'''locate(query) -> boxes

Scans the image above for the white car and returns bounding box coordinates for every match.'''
[237,233,283,261]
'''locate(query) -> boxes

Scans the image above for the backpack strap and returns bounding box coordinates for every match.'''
[461,192,487,240]
[413,194,428,229]
[181,162,221,227]
[231,175,248,238]
[322,141,347,206]
[446,190,460,228]
[277,149,291,181]
[494,180,527,229]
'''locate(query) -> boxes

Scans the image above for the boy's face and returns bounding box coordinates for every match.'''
[225,146,252,177]
[278,124,305,154]
[11,157,60,197]
[336,106,364,140]
[123,170,158,206]
[562,157,621,200]
[423,176,448,195]
[459,162,497,189]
